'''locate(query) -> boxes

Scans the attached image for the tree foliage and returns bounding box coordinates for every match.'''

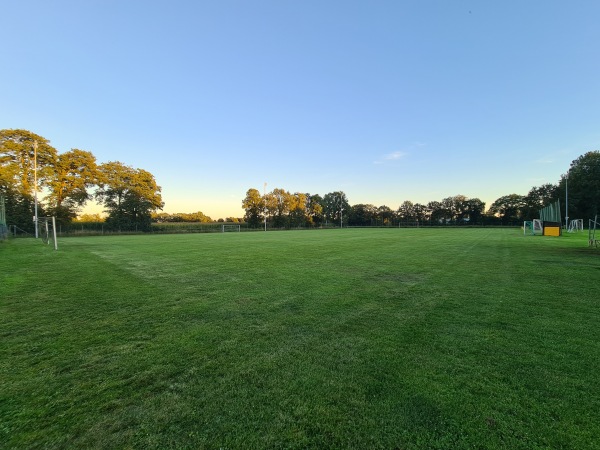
[1,129,57,232]
[560,151,600,220]
[4,130,598,232]
[322,191,350,225]
[0,129,57,197]
[488,194,526,224]
[306,194,324,226]
[348,204,377,226]
[46,149,99,224]
[521,184,558,220]
[95,162,163,231]
[242,188,264,228]
[1,129,162,233]
[152,211,213,223]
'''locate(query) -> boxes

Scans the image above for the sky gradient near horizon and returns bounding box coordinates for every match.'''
[2,1,599,219]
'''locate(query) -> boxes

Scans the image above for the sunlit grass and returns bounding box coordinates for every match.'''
[1,229,599,448]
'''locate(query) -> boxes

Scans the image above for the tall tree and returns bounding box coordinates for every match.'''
[322,191,349,226]
[398,200,416,222]
[451,195,469,222]
[0,129,57,197]
[46,149,99,224]
[0,129,57,231]
[439,196,457,222]
[488,194,526,224]
[377,205,395,226]
[242,188,264,228]
[413,203,428,222]
[463,198,486,224]
[264,188,291,228]
[558,151,600,220]
[427,201,444,223]
[306,194,324,227]
[348,204,377,226]
[289,192,309,227]
[521,184,558,220]
[95,161,163,231]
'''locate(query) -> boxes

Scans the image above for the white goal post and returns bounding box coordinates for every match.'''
[38,216,58,250]
[533,219,543,235]
[568,219,584,233]
[222,224,241,232]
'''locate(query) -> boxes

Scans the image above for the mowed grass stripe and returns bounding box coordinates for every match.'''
[1,229,599,448]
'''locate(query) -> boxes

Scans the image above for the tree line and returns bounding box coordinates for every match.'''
[2,128,598,233]
[242,189,491,228]
[1,129,163,232]
[242,151,600,228]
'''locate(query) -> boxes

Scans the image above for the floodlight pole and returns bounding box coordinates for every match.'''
[264,182,267,231]
[33,140,39,238]
[340,194,343,228]
[565,170,569,230]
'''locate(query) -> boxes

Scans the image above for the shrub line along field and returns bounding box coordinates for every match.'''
[1,228,599,448]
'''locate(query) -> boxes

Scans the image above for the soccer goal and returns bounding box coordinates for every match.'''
[38,217,58,250]
[524,219,543,236]
[568,219,584,233]
[222,224,241,232]
[533,219,543,235]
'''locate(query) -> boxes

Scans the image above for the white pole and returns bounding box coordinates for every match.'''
[264,182,267,231]
[52,216,58,250]
[33,140,39,238]
[565,170,569,229]
[340,194,343,228]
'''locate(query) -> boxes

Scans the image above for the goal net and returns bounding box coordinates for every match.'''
[568,219,584,233]
[523,219,543,236]
[222,224,241,232]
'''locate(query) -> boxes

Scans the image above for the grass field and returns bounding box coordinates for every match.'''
[2,228,600,449]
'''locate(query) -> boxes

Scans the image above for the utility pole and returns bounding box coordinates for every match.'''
[33,140,39,238]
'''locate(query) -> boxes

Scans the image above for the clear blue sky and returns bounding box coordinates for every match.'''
[2,1,599,219]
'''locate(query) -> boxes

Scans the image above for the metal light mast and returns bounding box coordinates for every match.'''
[340,194,343,228]
[565,170,569,230]
[33,140,39,238]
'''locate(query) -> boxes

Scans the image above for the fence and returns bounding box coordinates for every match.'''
[0,195,7,241]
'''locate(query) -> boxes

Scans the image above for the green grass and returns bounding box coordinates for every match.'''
[1,228,600,449]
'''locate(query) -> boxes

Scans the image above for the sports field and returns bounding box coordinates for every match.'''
[1,228,599,448]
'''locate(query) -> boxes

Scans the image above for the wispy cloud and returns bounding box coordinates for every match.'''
[535,157,554,164]
[385,151,407,160]
[374,150,408,165]
[374,141,426,165]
